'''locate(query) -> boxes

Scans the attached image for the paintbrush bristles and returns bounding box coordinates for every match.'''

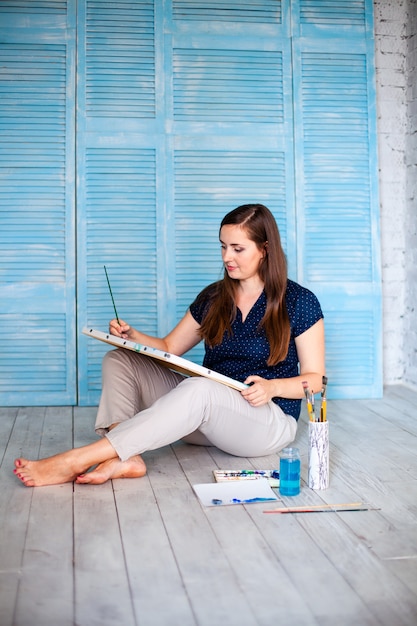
[302,380,316,421]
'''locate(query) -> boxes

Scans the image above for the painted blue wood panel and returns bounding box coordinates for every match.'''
[169,8,295,364]
[292,0,382,398]
[77,0,296,404]
[0,1,76,405]
[77,145,159,403]
[76,0,162,404]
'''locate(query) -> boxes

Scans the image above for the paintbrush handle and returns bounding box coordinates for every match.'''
[265,502,363,514]
[104,265,120,324]
[264,506,377,514]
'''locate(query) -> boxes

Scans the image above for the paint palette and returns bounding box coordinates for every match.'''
[193,479,279,507]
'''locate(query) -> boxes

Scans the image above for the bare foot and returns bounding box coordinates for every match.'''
[14,451,87,487]
[75,455,147,485]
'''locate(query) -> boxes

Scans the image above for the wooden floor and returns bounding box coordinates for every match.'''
[1,385,417,626]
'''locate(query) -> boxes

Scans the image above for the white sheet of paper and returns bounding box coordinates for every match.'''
[193,479,279,506]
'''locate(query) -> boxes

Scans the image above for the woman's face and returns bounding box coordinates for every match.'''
[220,224,265,282]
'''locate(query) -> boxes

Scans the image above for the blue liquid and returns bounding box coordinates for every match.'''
[279,458,301,496]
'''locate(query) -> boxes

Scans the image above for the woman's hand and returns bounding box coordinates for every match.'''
[241,320,326,407]
[241,375,276,407]
[109,318,135,340]
[108,310,202,355]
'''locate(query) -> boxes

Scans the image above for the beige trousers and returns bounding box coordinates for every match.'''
[96,349,297,462]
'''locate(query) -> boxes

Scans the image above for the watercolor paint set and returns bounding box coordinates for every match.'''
[213,469,279,488]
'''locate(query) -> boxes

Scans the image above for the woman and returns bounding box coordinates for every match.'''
[14,204,325,487]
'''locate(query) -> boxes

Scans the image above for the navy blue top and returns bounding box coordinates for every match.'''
[189,279,323,420]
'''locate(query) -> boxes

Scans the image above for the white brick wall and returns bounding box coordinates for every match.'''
[405,0,417,387]
[374,0,417,389]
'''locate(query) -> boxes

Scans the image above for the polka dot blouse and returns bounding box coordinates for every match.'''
[189,279,324,420]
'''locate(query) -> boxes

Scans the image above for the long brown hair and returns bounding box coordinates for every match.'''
[198,204,290,365]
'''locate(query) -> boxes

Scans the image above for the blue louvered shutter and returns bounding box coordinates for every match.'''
[170,5,296,365]
[292,0,382,398]
[76,0,162,403]
[77,0,297,403]
[0,1,76,405]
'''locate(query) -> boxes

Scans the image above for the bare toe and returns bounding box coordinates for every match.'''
[12,453,81,487]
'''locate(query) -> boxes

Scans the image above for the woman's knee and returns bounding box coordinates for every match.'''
[101,349,141,387]
[179,376,224,399]
[103,348,140,370]
[103,348,123,364]
[183,377,223,389]
[102,348,122,372]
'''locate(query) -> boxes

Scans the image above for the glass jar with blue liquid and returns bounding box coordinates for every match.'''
[279,447,301,496]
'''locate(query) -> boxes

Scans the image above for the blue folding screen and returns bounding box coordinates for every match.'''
[292,1,382,398]
[0,0,381,406]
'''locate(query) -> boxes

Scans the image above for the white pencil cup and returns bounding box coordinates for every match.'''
[308,421,329,490]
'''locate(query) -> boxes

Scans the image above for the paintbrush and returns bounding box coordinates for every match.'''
[104,265,120,324]
[320,375,328,422]
[302,381,315,422]
[264,502,380,514]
